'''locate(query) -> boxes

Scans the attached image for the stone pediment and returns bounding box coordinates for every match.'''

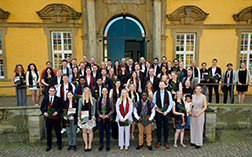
[167,5,209,25]
[0,8,10,22]
[233,6,252,24]
[36,3,81,23]
[103,0,145,5]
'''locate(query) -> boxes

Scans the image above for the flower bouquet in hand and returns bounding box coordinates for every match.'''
[155,107,162,112]
[101,103,107,123]
[47,106,55,118]
[119,119,132,126]
[78,111,89,124]
[141,115,151,127]
[62,109,70,127]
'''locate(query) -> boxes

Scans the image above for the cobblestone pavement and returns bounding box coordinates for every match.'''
[0,129,252,157]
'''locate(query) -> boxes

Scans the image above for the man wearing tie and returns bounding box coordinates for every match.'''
[40,86,63,151]
[152,81,173,149]
[189,60,200,84]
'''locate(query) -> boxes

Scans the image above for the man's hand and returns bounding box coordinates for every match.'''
[44,112,49,117]
[99,115,104,119]
[69,116,74,120]
[63,116,67,120]
[52,112,58,116]
[163,112,168,116]
[104,115,108,119]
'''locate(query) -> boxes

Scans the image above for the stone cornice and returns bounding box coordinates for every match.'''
[0,8,10,22]
[103,0,145,5]
[36,3,81,23]
[233,6,252,24]
[167,5,209,25]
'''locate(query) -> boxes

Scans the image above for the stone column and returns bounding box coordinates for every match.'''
[87,0,97,58]
[153,0,162,59]
[205,112,216,141]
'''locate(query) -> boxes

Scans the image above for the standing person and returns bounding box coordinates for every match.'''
[200,62,209,95]
[40,86,63,151]
[78,87,96,152]
[61,59,72,77]
[190,85,207,149]
[91,64,101,85]
[40,61,56,84]
[120,57,129,72]
[118,66,129,88]
[144,81,154,100]
[50,68,63,89]
[161,56,167,67]
[172,58,179,72]
[79,62,86,77]
[26,63,40,106]
[113,60,120,77]
[183,80,193,97]
[190,60,201,84]
[153,81,173,149]
[172,91,188,148]
[167,61,173,74]
[41,67,55,96]
[108,68,117,85]
[140,57,146,75]
[151,58,161,77]
[92,77,104,100]
[115,89,133,150]
[85,67,94,90]
[97,87,114,151]
[182,69,198,90]
[135,63,144,88]
[208,59,222,104]
[109,79,122,140]
[144,68,160,92]
[145,60,151,78]
[126,71,142,93]
[56,74,75,134]
[157,65,170,80]
[69,67,80,84]
[221,63,237,104]
[134,92,155,151]
[128,58,135,74]
[70,58,78,69]
[237,62,251,104]
[168,71,183,99]
[74,76,87,101]
[90,56,99,71]
[12,64,27,106]
[83,55,91,69]
[106,59,113,71]
[64,91,78,151]
[177,62,187,83]
[101,68,113,91]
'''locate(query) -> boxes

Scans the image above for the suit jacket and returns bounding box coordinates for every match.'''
[50,76,63,86]
[64,100,78,125]
[144,76,160,91]
[91,71,101,85]
[208,66,222,83]
[40,95,63,119]
[151,64,161,76]
[96,97,114,122]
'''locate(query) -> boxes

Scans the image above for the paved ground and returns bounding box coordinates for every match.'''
[0,129,252,156]
[0,94,251,107]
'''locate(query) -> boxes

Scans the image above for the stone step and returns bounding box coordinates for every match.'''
[0,125,16,134]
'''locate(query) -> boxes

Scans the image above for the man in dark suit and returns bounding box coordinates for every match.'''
[83,55,91,69]
[208,59,222,103]
[144,68,160,91]
[50,68,63,88]
[151,58,161,76]
[135,63,144,88]
[40,86,63,151]
[128,58,135,74]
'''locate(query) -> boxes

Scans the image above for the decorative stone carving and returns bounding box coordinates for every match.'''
[103,0,145,5]
[36,3,81,23]
[0,8,10,22]
[167,5,209,24]
[233,6,252,24]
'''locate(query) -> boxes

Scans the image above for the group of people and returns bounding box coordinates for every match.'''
[11,55,251,152]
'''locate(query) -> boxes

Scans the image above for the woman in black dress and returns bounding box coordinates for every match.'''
[237,62,251,104]
[41,67,55,95]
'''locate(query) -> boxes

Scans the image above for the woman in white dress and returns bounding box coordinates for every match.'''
[78,87,96,152]
[26,63,40,106]
[116,89,133,150]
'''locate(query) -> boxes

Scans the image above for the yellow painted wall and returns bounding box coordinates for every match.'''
[165,28,173,61]
[1,0,82,23]
[166,0,252,24]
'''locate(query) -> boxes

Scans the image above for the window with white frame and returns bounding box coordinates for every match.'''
[0,32,4,79]
[175,33,196,68]
[240,33,252,78]
[51,32,72,69]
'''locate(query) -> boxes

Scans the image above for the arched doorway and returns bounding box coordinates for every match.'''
[103,16,146,63]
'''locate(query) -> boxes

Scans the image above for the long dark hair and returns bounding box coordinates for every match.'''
[66,91,76,104]
[161,65,169,76]
[44,67,55,78]
[72,67,80,81]
[113,79,122,100]
[27,63,39,81]
[129,71,139,83]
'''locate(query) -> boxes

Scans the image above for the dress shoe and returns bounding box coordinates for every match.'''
[73,146,77,151]
[164,143,170,149]
[58,145,62,150]
[106,146,110,151]
[61,128,66,134]
[195,145,201,149]
[46,146,51,151]
[67,146,72,151]
[147,145,153,150]
[125,146,128,150]
[84,149,88,152]
[88,148,92,152]
[136,145,143,150]
[190,143,195,146]
[120,146,123,150]
[99,146,103,151]
[155,142,161,148]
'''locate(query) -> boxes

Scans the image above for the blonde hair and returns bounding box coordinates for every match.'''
[119,89,132,104]
[82,87,93,105]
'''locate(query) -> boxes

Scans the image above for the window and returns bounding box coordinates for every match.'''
[0,32,4,79]
[240,33,252,78]
[51,32,72,69]
[175,33,196,68]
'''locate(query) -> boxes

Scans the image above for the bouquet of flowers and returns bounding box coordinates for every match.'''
[101,103,107,123]
[47,106,55,118]
[119,119,132,126]
[140,115,151,127]
[62,109,70,127]
[78,111,89,124]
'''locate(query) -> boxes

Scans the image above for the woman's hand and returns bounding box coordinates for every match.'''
[195,113,200,117]
[89,118,94,123]
[181,113,185,116]
[191,113,196,117]
[78,119,82,124]
[121,118,126,122]
[63,116,67,120]
[69,116,74,120]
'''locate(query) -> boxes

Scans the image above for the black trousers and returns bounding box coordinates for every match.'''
[208,84,219,103]
[223,86,234,104]
[99,121,111,147]
[46,118,62,147]
[156,113,169,143]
